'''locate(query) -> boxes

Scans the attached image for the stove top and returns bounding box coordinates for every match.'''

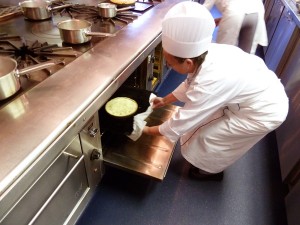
[0,0,156,108]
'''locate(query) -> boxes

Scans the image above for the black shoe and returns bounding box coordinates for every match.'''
[188,167,224,181]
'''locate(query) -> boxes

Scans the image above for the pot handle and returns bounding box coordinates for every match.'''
[117,6,135,12]
[50,3,73,11]
[16,59,64,77]
[85,31,116,37]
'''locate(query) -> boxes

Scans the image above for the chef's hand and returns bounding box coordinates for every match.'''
[151,97,165,109]
[150,93,178,109]
[143,125,162,136]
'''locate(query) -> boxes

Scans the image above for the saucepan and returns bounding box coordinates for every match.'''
[57,19,116,44]
[0,56,62,100]
[19,0,73,20]
[97,3,134,18]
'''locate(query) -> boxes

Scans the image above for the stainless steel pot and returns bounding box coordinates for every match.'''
[19,1,73,20]
[0,57,62,100]
[97,3,134,18]
[57,19,116,44]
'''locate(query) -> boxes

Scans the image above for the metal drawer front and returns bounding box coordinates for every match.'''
[1,135,87,225]
[30,157,88,225]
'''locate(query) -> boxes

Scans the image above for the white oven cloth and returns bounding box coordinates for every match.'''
[127,93,156,141]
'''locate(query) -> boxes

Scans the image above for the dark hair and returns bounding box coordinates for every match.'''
[174,51,208,67]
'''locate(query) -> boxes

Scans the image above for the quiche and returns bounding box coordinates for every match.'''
[110,0,136,5]
[105,97,138,117]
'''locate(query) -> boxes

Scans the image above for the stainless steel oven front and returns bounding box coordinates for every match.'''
[0,113,103,225]
[99,84,179,181]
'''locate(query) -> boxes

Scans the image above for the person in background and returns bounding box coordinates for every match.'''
[142,2,288,181]
[203,0,268,54]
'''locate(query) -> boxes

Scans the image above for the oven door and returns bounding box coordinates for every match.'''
[101,104,178,181]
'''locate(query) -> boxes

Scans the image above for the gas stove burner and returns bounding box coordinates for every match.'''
[0,35,77,75]
[53,3,139,26]
[0,34,79,107]
[51,1,95,19]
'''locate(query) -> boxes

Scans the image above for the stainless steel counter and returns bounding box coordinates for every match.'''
[0,0,184,196]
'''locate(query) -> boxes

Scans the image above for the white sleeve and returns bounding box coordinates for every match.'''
[172,80,189,102]
[159,79,227,142]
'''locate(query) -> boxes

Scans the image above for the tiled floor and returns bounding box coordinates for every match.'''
[75,67,287,225]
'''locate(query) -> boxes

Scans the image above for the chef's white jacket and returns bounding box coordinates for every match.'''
[203,0,268,54]
[159,44,288,173]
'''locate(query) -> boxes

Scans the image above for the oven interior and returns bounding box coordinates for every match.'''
[98,54,178,181]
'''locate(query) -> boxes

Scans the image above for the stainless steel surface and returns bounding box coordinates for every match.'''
[0,112,103,225]
[80,113,103,190]
[282,0,300,28]
[276,35,300,181]
[57,19,115,44]
[19,1,72,20]
[275,32,300,225]
[0,57,63,100]
[103,104,179,181]
[265,6,297,72]
[264,0,300,54]
[98,3,134,18]
[0,135,87,224]
[0,0,181,219]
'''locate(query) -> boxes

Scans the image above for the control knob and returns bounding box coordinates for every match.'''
[90,149,101,160]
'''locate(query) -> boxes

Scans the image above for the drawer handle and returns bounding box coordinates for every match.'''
[28,155,85,225]
[63,151,79,159]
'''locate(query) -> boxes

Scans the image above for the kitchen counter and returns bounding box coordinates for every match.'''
[0,0,183,197]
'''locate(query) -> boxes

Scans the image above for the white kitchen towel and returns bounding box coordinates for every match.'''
[127,93,156,141]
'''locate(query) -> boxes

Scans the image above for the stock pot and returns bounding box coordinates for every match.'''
[0,56,62,100]
[57,19,116,44]
[19,0,72,20]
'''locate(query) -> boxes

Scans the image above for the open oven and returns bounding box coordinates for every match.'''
[99,66,178,181]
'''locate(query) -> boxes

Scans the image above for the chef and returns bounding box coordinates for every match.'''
[142,1,288,181]
[203,0,268,54]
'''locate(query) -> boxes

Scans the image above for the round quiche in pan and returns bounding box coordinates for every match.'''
[105,97,138,118]
[110,0,136,6]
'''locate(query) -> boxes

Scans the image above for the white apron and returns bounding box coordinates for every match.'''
[203,0,268,54]
[159,44,288,173]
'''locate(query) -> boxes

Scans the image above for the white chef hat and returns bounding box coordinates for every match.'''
[162,1,215,58]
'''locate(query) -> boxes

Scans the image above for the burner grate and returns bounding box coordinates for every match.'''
[0,35,79,74]
[0,34,78,107]
[52,2,139,26]
[0,5,22,22]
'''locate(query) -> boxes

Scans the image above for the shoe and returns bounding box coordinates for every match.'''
[188,167,224,181]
